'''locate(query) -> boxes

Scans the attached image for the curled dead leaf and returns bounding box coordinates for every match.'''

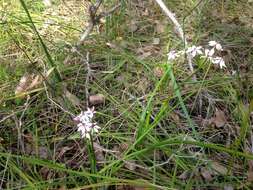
[224,185,234,190]
[155,20,167,34]
[210,161,228,175]
[64,89,81,107]
[153,66,164,78]
[210,109,227,127]
[89,94,105,106]
[137,78,149,93]
[124,160,136,171]
[136,45,160,60]
[200,167,213,182]
[93,142,105,163]
[15,73,42,96]
[178,170,191,180]
[128,20,138,33]
[15,68,54,97]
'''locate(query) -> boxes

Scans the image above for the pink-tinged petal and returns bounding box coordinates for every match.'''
[167,50,178,61]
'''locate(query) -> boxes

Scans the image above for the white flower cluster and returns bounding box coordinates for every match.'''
[73,108,100,139]
[167,41,226,69]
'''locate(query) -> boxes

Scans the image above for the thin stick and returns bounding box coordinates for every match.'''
[154,0,195,79]
[85,52,91,108]
[79,24,94,45]
[44,82,75,117]
[78,2,121,45]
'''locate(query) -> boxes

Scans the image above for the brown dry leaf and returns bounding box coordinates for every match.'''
[124,160,136,171]
[119,143,129,152]
[200,167,213,182]
[155,20,167,34]
[15,73,42,96]
[39,167,50,180]
[128,20,138,33]
[93,142,105,163]
[113,143,136,171]
[170,112,180,123]
[25,143,50,159]
[247,171,253,182]
[56,146,72,160]
[64,89,81,107]
[178,170,191,180]
[137,51,152,60]
[37,146,50,159]
[136,45,160,60]
[137,78,149,93]
[89,94,105,106]
[15,68,54,97]
[153,66,164,78]
[211,109,227,128]
[210,161,228,175]
[224,185,234,190]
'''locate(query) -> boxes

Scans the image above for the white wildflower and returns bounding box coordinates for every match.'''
[204,48,215,57]
[186,46,203,58]
[167,50,179,61]
[211,57,226,69]
[167,41,225,70]
[231,70,236,75]
[208,41,223,51]
[74,108,100,139]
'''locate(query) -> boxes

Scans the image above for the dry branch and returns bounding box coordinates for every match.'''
[154,0,196,79]
[78,1,121,46]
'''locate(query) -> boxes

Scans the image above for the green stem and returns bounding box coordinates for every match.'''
[19,0,62,82]
[166,63,198,139]
[87,133,97,183]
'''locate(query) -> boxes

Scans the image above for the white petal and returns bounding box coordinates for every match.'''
[167,51,178,60]
[196,46,202,50]
[194,51,198,57]
[186,46,194,53]
[211,57,226,69]
[215,43,223,51]
[219,60,226,69]
[209,48,215,57]
[197,49,203,55]
[208,41,217,47]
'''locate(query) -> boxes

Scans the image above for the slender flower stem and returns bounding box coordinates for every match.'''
[87,134,97,183]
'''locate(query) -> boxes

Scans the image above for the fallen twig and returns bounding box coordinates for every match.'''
[78,1,121,45]
[84,52,91,108]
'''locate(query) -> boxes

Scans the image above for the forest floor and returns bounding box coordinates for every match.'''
[1,0,253,189]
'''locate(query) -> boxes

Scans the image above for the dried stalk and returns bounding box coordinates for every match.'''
[84,52,91,108]
[154,0,196,80]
